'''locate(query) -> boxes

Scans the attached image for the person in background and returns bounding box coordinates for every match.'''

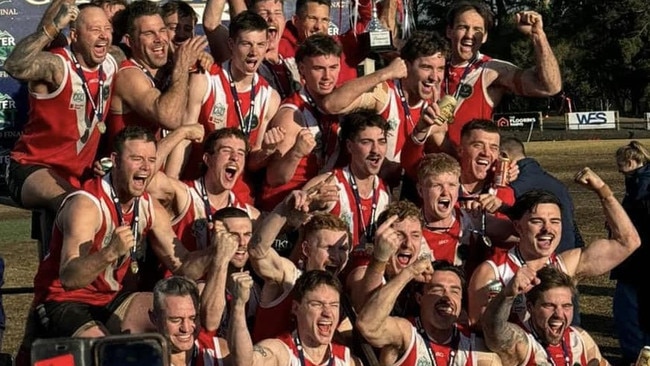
[612,140,650,365]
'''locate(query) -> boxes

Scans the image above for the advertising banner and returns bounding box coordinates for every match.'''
[565,111,618,130]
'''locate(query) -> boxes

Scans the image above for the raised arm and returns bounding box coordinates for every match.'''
[203,0,231,63]
[482,266,537,366]
[247,89,284,171]
[156,124,205,172]
[4,0,77,85]
[202,222,239,332]
[117,36,208,130]
[228,271,284,366]
[58,194,132,290]
[491,11,561,97]
[562,167,641,278]
[320,58,405,115]
[164,72,209,178]
[356,258,432,350]
[347,215,400,310]
[265,108,315,187]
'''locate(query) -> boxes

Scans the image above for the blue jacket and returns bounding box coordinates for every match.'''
[510,158,585,253]
[611,163,650,284]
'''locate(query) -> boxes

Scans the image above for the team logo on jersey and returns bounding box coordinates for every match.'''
[0,93,16,131]
[102,84,110,100]
[387,117,399,133]
[340,211,352,228]
[70,91,85,109]
[209,102,226,127]
[0,30,15,67]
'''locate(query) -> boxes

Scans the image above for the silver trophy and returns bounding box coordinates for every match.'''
[361,0,393,53]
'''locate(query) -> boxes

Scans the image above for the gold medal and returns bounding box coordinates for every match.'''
[130,260,139,274]
[97,122,107,134]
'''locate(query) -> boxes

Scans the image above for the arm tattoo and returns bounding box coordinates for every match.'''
[253,345,269,357]
[482,293,528,354]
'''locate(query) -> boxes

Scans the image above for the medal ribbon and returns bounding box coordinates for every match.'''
[107,174,140,264]
[347,169,379,244]
[394,79,417,129]
[444,55,480,99]
[227,63,257,136]
[293,331,335,366]
[69,51,104,143]
[415,317,460,366]
[529,320,573,366]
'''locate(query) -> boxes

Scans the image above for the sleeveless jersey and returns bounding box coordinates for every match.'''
[329,167,390,247]
[379,80,426,163]
[107,58,160,146]
[524,326,589,366]
[11,48,117,185]
[258,89,342,211]
[444,54,518,147]
[33,174,155,306]
[423,207,473,266]
[193,329,227,366]
[276,331,354,366]
[172,178,254,252]
[252,267,302,343]
[486,248,567,328]
[396,319,476,366]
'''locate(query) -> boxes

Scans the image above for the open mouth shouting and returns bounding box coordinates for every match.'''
[223,163,239,183]
[366,154,383,171]
[535,233,555,251]
[436,197,452,213]
[316,319,334,337]
[395,250,413,267]
[132,173,149,193]
[459,38,475,58]
[93,41,108,58]
[434,300,456,317]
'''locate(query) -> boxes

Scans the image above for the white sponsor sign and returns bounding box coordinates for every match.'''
[566,111,618,130]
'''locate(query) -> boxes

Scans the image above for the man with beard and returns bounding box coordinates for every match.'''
[439,1,561,151]
[248,188,347,342]
[357,260,501,366]
[23,127,221,348]
[346,200,428,312]
[229,270,363,365]
[482,266,606,366]
[108,0,208,143]
[259,34,343,212]
[150,276,231,366]
[178,11,282,204]
[5,1,114,213]
[468,168,640,329]
[303,111,392,248]
[204,0,299,99]
[319,31,446,185]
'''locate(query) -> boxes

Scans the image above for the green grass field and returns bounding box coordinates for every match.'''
[0,138,645,363]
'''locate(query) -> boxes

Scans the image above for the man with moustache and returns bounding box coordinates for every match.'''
[108,0,208,142]
[357,260,502,366]
[178,11,282,204]
[228,270,363,366]
[468,168,640,329]
[319,31,446,184]
[303,111,392,248]
[204,0,299,99]
[23,127,222,347]
[259,34,343,212]
[247,188,348,342]
[482,266,607,366]
[5,1,115,213]
[441,1,561,150]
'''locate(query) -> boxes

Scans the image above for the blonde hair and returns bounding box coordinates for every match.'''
[417,153,461,183]
[616,140,650,166]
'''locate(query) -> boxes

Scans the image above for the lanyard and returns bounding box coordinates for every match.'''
[130,58,171,91]
[394,80,416,129]
[529,321,572,366]
[415,317,459,366]
[227,63,257,136]
[444,55,479,99]
[108,175,140,271]
[513,247,555,268]
[69,51,104,143]
[293,331,335,366]
[347,170,378,244]
[199,177,233,220]
[304,90,334,163]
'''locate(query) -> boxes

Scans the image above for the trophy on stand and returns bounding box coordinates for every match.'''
[360,0,394,54]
